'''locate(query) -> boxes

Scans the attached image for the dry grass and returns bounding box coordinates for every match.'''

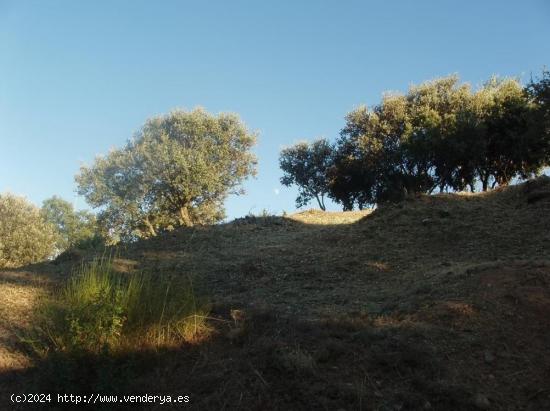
[1,177,550,409]
[289,208,372,225]
[115,177,550,322]
[0,271,50,371]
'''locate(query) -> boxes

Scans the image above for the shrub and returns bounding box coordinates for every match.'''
[31,258,210,355]
[41,196,103,253]
[0,193,58,268]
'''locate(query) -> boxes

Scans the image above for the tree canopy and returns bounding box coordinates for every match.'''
[76,108,257,242]
[279,139,333,210]
[0,193,58,268]
[41,196,100,251]
[280,74,550,210]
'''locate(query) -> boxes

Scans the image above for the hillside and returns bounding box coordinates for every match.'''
[1,177,550,410]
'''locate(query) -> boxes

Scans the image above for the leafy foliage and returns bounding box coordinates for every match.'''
[526,69,550,164]
[41,196,101,251]
[76,108,257,242]
[282,74,550,210]
[279,139,333,210]
[0,193,58,268]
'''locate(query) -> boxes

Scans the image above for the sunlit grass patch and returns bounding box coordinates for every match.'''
[25,258,211,356]
[290,209,372,225]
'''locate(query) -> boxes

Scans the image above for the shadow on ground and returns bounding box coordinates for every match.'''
[0,308,493,411]
[1,177,550,410]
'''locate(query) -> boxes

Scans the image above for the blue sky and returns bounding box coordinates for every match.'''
[1,0,549,219]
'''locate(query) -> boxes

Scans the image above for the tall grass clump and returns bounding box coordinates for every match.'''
[31,258,210,355]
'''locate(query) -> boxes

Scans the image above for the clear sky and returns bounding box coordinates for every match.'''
[1,0,549,219]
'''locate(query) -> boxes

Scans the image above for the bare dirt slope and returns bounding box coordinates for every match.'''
[1,177,549,410]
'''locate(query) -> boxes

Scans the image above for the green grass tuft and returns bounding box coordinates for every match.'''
[28,257,210,355]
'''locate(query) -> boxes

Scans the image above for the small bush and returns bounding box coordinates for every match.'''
[30,258,210,355]
[41,195,103,254]
[0,193,58,268]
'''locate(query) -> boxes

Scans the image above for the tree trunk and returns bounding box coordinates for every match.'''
[481,177,489,192]
[342,201,353,211]
[496,175,510,188]
[315,193,326,211]
[320,194,326,211]
[179,207,194,227]
[143,217,157,237]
